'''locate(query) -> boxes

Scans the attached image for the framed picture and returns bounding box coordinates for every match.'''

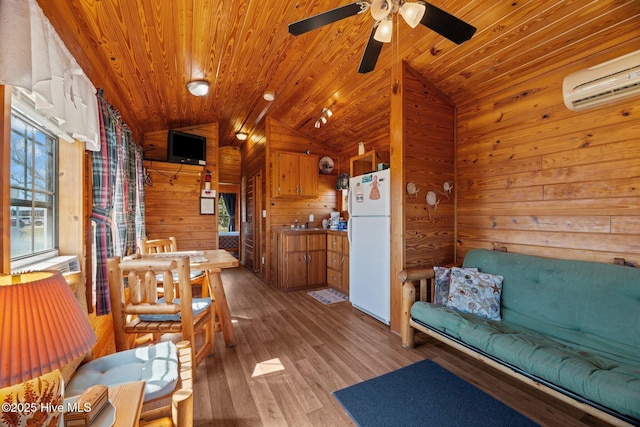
[200,197,215,215]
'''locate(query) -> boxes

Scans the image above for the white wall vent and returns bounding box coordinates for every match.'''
[12,255,80,274]
[563,50,640,111]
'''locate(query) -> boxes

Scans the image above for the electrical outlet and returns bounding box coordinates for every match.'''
[262,256,265,264]
[262,209,267,218]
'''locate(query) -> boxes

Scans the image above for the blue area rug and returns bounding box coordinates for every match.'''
[333,359,539,427]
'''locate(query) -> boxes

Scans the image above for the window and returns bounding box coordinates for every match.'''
[218,195,231,231]
[9,111,58,261]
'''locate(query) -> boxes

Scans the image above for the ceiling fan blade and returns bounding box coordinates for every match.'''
[358,24,384,73]
[420,2,476,44]
[289,1,370,36]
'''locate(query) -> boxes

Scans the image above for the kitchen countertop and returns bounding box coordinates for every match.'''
[274,227,347,234]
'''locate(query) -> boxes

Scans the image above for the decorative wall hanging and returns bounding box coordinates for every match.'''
[426,181,454,219]
[406,182,419,202]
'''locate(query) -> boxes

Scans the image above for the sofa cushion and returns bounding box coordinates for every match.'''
[66,341,178,401]
[411,302,640,420]
[433,266,477,305]
[462,249,640,363]
[447,268,503,320]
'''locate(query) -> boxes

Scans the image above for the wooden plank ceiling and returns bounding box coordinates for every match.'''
[36,0,640,154]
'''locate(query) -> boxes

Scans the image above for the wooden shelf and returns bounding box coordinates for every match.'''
[350,150,388,176]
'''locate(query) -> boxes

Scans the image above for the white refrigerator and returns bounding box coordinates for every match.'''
[347,168,391,325]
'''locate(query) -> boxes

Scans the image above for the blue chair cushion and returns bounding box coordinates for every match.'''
[138,297,212,322]
[156,270,205,283]
[66,341,178,401]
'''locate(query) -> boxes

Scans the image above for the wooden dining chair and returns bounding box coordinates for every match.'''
[139,236,206,294]
[139,236,178,254]
[107,255,215,380]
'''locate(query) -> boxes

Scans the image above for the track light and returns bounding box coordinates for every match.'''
[400,2,426,28]
[186,80,209,96]
[314,105,334,129]
[374,18,393,43]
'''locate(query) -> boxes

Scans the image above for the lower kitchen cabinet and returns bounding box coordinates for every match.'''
[327,232,349,295]
[276,231,326,291]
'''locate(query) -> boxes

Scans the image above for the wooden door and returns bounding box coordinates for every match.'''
[341,253,350,294]
[298,155,318,197]
[282,250,307,290]
[253,172,263,277]
[273,152,299,197]
[307,249,327,286]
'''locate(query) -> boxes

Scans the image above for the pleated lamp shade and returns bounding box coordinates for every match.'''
[0,271,97,388]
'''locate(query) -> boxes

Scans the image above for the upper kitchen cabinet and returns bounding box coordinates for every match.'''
[272,151,319,198]
[350,150,389,177]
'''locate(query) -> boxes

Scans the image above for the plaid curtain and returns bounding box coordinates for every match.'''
[91,90,118,315]
[92,90,145,315]
[135,146,146,242]
[112,119,140,258]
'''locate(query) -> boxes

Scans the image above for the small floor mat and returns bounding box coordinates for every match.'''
[307,288,348,304]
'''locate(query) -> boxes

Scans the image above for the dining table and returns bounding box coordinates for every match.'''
[141,249,239,347]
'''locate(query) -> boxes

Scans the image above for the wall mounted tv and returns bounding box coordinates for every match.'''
[167,130,206,166]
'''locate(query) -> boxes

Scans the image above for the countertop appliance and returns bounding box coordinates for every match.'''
[347,168,390,325]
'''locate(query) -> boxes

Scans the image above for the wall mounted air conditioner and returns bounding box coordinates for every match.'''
[563,50,640,111]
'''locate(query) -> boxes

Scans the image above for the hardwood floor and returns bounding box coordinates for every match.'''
[193,266,612,427]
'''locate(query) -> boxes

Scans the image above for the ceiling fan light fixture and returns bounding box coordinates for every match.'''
[186,80,209,96]
[400,2,426,28]
[374,18,393,43]
[370,0,391,21]
[235,132,248,141]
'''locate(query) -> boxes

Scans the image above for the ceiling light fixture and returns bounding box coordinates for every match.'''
[263,91,275,101]
[235,132,248,141]
[314,105,334,129]
[186,80,209,96]
[399,2,426,28]
[370,0,427,43]
[374,18,393,43]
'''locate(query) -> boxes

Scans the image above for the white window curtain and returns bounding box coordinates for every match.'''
[0,0,100,151]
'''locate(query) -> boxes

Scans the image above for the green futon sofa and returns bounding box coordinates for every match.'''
[400,249,640,425]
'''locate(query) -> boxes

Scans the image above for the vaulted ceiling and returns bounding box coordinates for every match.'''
[36,0,640,154]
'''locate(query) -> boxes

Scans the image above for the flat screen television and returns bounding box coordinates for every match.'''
[167,130,206,166]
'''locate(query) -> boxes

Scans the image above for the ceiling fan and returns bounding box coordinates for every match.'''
[288,0,476,73]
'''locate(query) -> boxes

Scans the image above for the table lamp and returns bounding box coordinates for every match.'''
[0,271,97,426]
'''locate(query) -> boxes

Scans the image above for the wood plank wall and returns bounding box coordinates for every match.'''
[142,123,219,251]
[389,62,456,332]
[218,146,241,184]
[456,39,640,265]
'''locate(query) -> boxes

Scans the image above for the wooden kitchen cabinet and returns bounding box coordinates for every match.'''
[349,150,389,177]
[272,151,319,198]
[327,232,349,295]
[277,231,326,291]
